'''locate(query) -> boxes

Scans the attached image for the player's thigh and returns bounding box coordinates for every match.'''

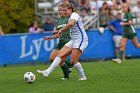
[49,49,59,61]
[57,46,72,58]
[70,48,82,64]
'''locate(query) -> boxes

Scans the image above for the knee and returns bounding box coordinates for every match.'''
[70,59,78,64]
[57,51,66,58]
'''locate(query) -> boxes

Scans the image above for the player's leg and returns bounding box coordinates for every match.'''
[65,59,73,73]
[59,56,70,80]
[49,42,64,61]
[119,38,127,59]
[115,48,119,58]
[37,46,71,77]
[70,48,86,80]
[49,49,59,62]
[70,39,88,80]
[113,38,128,64]
[46,46,71,75]
[131,37,140,48]
[113,35,125,60]
[49,49,70,79]
[113,35,120,58]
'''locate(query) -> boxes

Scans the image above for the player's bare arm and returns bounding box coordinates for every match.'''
[44,33,60,40]
[59,19,76,33]
[52,30,59,35]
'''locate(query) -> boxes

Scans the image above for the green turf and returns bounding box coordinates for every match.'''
[0,59,140,93]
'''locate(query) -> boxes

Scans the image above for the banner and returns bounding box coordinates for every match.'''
[0,28,140,65]
[83,28,140,59]
[0,33,59,64]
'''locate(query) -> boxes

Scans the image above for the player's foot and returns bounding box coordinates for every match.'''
[37,70,49,77]
[78,77,87,81]
[112,58,122,64]
[61,76,70,80]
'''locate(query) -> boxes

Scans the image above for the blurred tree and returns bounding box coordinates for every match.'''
[0,0,36,33]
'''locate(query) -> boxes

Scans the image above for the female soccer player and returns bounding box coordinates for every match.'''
[44,3,72,80]
[112,3,140,64]
[37,3,88,80]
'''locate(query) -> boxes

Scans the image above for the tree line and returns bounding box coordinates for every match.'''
[0,0,36,34]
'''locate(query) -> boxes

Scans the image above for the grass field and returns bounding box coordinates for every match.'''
[0,59,140,93]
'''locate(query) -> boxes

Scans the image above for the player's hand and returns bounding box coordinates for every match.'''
[120,22,125,26]
[58,30,62,37]
[44,36,52,40]
[52,30,59,35]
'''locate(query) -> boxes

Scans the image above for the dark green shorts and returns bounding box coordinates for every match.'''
[54,42,66,50]
[122,33,136,39]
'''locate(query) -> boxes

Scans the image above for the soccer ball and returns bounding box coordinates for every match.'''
[24,72,36,83]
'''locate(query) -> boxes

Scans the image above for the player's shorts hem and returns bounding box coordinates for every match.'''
[122,33,136,39]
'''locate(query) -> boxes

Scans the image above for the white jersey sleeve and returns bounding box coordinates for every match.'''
[70,12,79,22]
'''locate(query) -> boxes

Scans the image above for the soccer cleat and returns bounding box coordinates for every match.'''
[37,70,49,77]
[112,58,122,64]
[78,77,87,81]
[61,77,70,80]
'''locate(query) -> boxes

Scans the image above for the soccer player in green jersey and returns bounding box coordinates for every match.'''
[43,3,72,80]
[112,3,140,64]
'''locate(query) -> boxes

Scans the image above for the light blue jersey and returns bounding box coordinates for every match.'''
[69,12,88,41]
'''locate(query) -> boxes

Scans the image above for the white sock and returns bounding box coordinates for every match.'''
[46,57,62,74]
[74,62,86,78]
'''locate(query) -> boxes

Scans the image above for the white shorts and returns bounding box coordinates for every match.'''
[65,39,88,52]
[113,35,122,48]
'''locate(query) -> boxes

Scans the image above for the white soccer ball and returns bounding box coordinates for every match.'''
[24,72,36,83]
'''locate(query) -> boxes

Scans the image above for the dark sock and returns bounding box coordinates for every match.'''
[65,60,73,68]
[119,50,124,60]
[61,63,69,78]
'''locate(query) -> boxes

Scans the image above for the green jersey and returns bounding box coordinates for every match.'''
[122,12,135,34]
[56,16,71,43]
